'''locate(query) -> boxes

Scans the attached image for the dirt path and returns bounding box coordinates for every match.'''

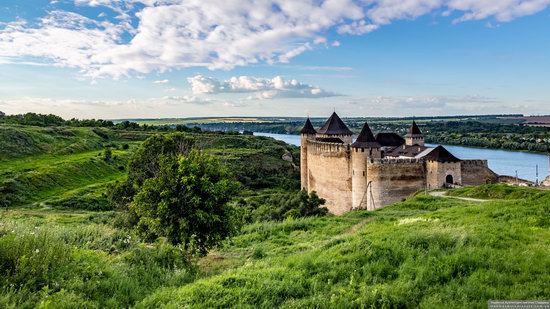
[429,191,489,202]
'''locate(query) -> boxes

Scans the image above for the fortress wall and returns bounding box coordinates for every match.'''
[366,159,426,209]
[498,175,534,186]
[461,160,498,185]
[306,140,352,214]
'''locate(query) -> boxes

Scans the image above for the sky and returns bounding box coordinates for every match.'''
[0,0,549,119]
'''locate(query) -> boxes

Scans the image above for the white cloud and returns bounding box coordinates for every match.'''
[160,95,214,105]
[349,95,499,110]
[337,20,379,35]
[448,0,550,23]
[1,0,549,78]
[0,95,220,118]
[153,79,169,84]
[187,75,339,99]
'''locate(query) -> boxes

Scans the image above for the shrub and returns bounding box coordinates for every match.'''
[103,147,113,161]
[238,190,328,222]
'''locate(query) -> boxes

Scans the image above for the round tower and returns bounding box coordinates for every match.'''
[351,122,381,210]
[300,117,316,191]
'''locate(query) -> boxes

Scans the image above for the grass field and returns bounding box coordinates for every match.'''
[1,185,549,308]
[1,123,548,308]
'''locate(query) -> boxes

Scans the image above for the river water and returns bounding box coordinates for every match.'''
[253,132,550,182]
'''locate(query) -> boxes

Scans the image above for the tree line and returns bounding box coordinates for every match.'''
[0,111,207,133]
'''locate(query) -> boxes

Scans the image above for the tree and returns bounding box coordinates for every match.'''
[127,133,196,187]
[130,150,240,255]
[107,133,196,223]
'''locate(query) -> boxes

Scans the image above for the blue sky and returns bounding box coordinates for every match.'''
[0,0,549,119]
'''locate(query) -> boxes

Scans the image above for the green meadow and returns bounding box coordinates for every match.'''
[1,122,549,308]
[1,186,549,308]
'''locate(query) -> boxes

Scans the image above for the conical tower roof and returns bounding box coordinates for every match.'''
[317,112,352,135]
[300,117,317,134]
[423,145,461,162]
[407,120,423,135]
[352,122,380,148]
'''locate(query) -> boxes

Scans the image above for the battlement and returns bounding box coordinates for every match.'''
[307,139,350,154]
[376,157,424,164]
[461,159,489,167]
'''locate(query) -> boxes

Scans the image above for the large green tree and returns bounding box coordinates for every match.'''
[130,150,240,255]
[108,133,196,210]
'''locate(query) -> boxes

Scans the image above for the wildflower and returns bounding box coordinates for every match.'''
[34,249,40,254]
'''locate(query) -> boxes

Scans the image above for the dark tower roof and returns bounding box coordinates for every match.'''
[375,133,405,147]
[352,122,380,148]
[317,112,353,135]
[424,145,461,162]
[407,120,423,135]
[300,117,317,134]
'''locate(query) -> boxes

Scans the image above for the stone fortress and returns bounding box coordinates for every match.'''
[300,113,498,214]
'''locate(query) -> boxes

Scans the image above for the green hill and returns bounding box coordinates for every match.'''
[0,125,153,160]
[138,188,550,308]
[0,125,150,208]
[0,125,299,208]
[1,185,548,308]
[0,122,548,308]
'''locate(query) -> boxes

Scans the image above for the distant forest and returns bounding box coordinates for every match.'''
[2,112,548,153]
[187,116,550,153]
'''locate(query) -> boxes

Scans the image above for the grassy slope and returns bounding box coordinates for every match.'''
[1,124,548,307]
[0,186,548,308]
[0,125,155,208]
[0,144,132,208]
[0,208,196,308]
[0,125,151,160]
[139,190,550,308]
[0,125,299,208]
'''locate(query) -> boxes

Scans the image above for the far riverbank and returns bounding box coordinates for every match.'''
[253,132,549,183]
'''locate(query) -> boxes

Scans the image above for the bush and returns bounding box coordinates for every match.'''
[237,190,328,222]
[103,147,113,161]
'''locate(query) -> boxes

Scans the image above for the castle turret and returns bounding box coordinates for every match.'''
[405,121,424,146]
[300,117,316,191]
[351,122,381,210]
[316,112,353,144]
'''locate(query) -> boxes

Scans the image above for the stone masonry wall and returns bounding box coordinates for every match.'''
[366,159,426,209]
[306,140,353,214]
[461,160,498,186]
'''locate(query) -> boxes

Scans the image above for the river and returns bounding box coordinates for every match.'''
[253,132,550,182]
